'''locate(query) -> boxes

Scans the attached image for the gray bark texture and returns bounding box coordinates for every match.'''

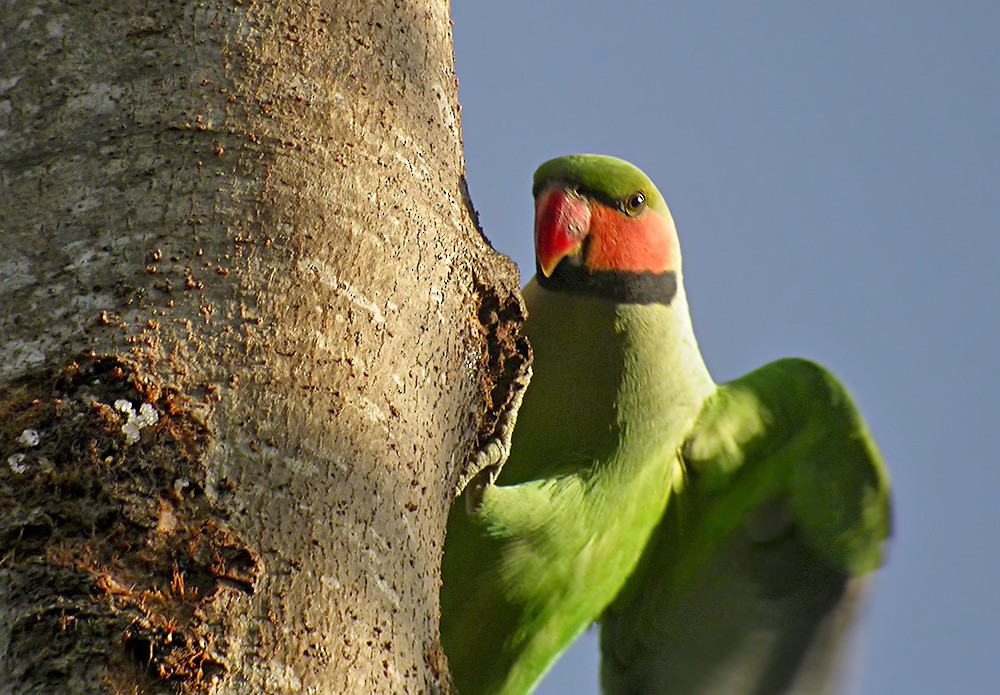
[0,1,527,693]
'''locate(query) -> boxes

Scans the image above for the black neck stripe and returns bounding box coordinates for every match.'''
[536,261,678,305]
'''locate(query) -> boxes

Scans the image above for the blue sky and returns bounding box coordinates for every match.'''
[451,2,1000,693]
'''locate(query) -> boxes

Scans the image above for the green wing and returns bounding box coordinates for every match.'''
[439,481,557,695]
[601,358,892,694]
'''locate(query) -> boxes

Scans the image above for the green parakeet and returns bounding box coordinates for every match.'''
[440,154,890,695]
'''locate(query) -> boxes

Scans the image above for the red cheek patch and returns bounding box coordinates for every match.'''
[586,204,678,275]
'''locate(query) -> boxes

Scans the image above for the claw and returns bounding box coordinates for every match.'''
[458,364,532,514]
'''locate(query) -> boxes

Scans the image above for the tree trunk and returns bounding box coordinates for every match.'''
[0,1,527,693]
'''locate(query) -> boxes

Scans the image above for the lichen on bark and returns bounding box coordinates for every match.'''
[0,355,259,693]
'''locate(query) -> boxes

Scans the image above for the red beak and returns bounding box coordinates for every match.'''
[534,187,592,277]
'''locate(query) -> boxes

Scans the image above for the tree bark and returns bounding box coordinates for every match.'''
[0,1,526,693]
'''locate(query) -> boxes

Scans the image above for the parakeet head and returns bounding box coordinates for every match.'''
[532,154,680,305]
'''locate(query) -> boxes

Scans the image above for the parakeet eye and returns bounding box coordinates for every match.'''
[623,191,646,216]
